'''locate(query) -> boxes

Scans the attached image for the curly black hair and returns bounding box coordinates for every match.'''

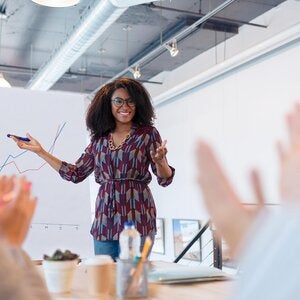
[86,78,155,138]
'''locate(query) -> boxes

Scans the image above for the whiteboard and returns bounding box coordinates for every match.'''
[0,87,93,259]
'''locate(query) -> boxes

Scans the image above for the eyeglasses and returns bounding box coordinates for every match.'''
[111,97,136,107]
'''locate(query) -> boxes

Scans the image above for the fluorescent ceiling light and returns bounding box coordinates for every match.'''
[0,73,11,88]
[31,0,80,7]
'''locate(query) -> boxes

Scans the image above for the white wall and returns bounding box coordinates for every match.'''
[148,0,300,262]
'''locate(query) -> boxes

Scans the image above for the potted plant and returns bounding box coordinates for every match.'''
[42,249,79,293]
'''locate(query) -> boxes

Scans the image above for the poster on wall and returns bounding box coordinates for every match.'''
[152,218,165,254]
[172,219,201,261]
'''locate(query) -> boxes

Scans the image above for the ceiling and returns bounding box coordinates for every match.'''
[0,0,288,94]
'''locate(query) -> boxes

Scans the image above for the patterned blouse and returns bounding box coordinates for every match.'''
[59,125,175,241]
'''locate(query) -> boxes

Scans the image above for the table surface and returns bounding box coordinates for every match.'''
[38,261,234,300]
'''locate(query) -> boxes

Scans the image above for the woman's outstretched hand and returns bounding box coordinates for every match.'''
[10,133,62,172]
[11,133,44,154]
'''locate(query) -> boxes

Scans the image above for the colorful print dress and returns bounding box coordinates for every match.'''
[59,125,175,240]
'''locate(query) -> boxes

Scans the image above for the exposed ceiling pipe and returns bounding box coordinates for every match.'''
[26,0,155,91]
[145,2,267,29]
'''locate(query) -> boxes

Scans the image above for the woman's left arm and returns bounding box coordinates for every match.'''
[150,140,173,178]
[148,127,175,185]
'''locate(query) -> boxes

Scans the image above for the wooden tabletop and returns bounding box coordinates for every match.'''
[38,262,234,300]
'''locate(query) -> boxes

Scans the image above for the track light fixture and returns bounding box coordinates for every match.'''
[31,0,80,7]
[165,40,179,57]
[129,65,141,79]
[0,13,7,20]
[0,73,11,88]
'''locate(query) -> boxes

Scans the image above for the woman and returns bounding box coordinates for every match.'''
[12,78,175,260]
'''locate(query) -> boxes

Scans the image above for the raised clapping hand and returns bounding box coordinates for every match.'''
[0,176,15,202]
[196,102,300,257]
[277,103,300,204]
[0,176,37,246]
[196,143,265,257]
[150,140,168,165]
[11,133,43,154]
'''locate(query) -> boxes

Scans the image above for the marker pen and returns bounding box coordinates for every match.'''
[7,134,30,142]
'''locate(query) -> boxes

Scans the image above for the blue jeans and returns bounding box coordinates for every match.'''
[94,233,155,261]
[94,240,120,261]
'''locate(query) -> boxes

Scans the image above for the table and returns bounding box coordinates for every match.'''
[39,262,234,300]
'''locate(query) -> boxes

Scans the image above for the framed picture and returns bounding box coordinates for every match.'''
[152,218,165,254]
[172,219,201,261]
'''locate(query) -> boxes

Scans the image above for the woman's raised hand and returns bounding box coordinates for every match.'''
[150,140,168,165]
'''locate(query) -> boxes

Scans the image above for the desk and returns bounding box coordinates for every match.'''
[39,263,234,300]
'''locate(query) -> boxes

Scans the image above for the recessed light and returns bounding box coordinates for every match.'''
[31,0,80,8]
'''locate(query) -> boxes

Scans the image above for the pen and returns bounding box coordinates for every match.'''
[7,134,30,142]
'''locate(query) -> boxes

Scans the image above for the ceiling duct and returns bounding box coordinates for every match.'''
[26,0,154,91]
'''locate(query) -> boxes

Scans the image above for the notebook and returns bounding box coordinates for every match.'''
[148,261,232,284]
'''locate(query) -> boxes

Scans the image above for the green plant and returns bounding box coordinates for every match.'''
[43,249,79,261]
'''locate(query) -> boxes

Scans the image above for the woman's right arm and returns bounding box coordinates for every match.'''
[11,133,62,172]
[11,133,95,183]
[36,148,62,172]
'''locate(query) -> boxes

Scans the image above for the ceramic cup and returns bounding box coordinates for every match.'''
[84,255,114,296]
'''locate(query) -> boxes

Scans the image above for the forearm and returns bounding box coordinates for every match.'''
[155,160,173,178]
[37,148,62,172]
[0,243,25,300]
[0,243,50,300]
[9,248,51,300]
